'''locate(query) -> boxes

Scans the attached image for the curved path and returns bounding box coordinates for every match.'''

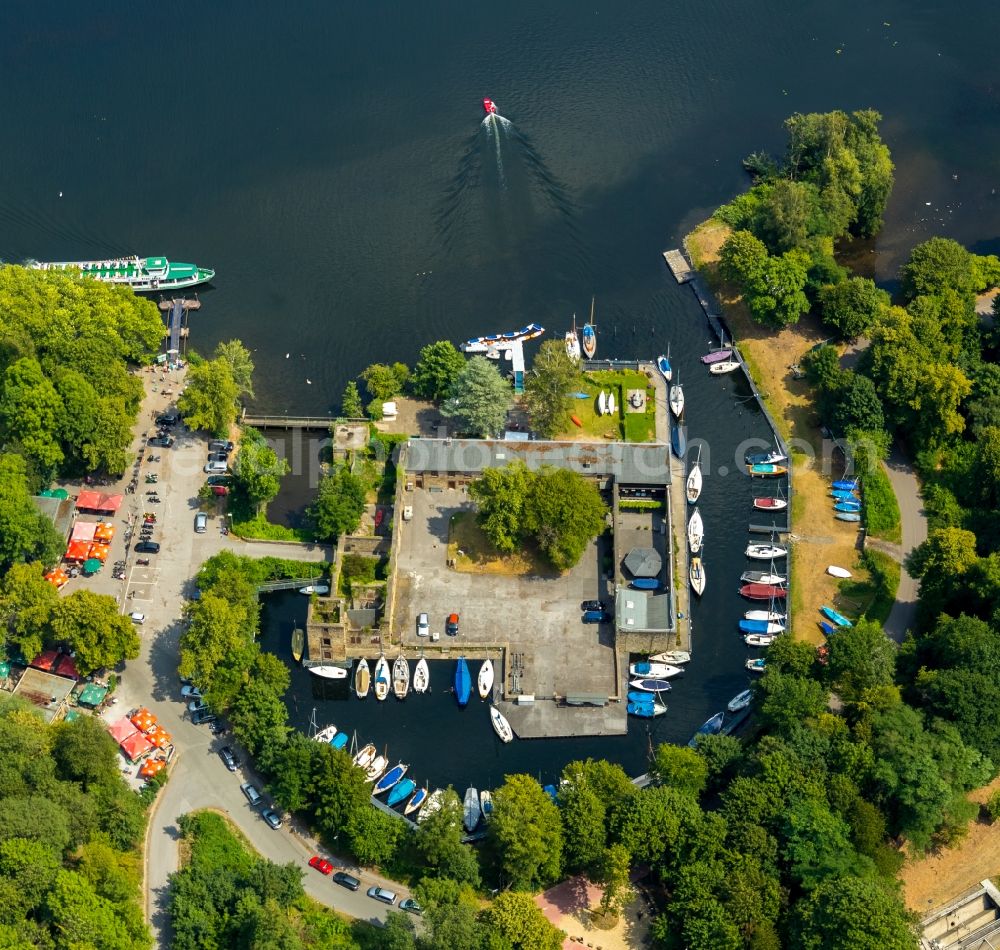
[879,444,927,643]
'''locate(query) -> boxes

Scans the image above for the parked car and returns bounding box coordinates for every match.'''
[191,708,217,725]
[206,474,232,486]
[402,505,413,521]
[129,611,146,624]
[207,451,228,464]
[148,436,174,448]
[416,612,429,638]
[135,541,160,554]
[261,808,282,830]
[333,871,361,891]
[217,746,238,771]
[400,898,423,916]
[580,600,607,612]
[308,856,334,875]
[446,613,460,636]
[194,512,207,533]
[240,782,264,806]
[180,685,202,699]
[582,610,612,624]
[188,700,208,713]
[156,412,179,426]
[204,461,228,474]
[367,886,397,906]
[211,485,229,496]
[209,439,234,453]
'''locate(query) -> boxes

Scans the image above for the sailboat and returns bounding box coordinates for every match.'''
[313,724,338,744]
[686,447,702,504]
[629,661,684,678]
[478,658,494,700]
[354,658,370,699]
[689,554,706,596]
[753,494,787,511]
[741,570,786,585]
[373,654,390,701]
[353,743,376,770]
[387,778,416,808]
[373,762,408,795]
[709,358,741,375]
[418,790,444,823]
[727,689,753,712]
[565,316,581,362]
[687,711,725,747]
[649,650,691,665]
[739,619,786,635]
[392,654,409,699]
[454,657,472,707]
[490,705,514,742]
[463,787,481,831]
[412,656,429,693]
[746,543,787,560]
[405,786,428,816]
[628,697,668,717]
[291,627,304,663]
[669,374,685,418]
[581,297,597,359]
[687,507,703,554]
[657,346,672,382]
[745,608,786,622]
[480,790,494,820]
[671,423,687,459]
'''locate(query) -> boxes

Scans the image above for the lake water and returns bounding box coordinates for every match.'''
[4,0,998,789]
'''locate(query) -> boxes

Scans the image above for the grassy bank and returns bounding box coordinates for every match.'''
[863,466,903,544]
[231,512,315,542]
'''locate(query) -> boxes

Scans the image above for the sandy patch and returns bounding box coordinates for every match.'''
[535,875,652,950]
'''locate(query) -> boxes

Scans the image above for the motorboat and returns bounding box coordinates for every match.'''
[373,763,408,795]
[753,496,787,511]
[478,658,494,700]
[746,658,766,673]
[669,381,685,418]
[387,778,416,808]
[740,583,787,600]
[629,678,673,692]
[687,508,704,554]
[413,656,429,693]
[820,605,853,627]
[405,787,428,816]
[480,790,494,820]
[313,724,337,743]
[330,732,349,750]
[827,565,852,578]
[745,449,787,465]
[745,633,779,647]
[353,743,376,770]
[455,657,472,707]
[32,254,215,291]
[354,658,370,699]
[748,463,787,477]
[630,577,660,591]
[309,665,348,680]
[629,661,683,678]
[392,654,409,699]
[709,359,741,375]
[687,711,725,747]
[628,699,668,718]
[299,584,330,595]
[463,787,481,831]
[657,351,672,382]
[649,650,690,665]
[741,570,786,585]
[744,609,786,622]
[490,704,514,743]
[373,654,390,701]
[365,755,388,782]
[483,98,497,114]
[291,627,304,663]
[727,689,753,712]
[739,619,786,635]
[671,424,687,459]
[689,555,706,596]
[746,543,787,560]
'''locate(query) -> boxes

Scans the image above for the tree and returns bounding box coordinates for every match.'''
[49,591,139,675]
[43,869,145,950]
[788,875,918,950]
[345,804,404,866]
[523,467,608,571]
[340,380,364,418]
[228,680,290,770]
[441,356,511,437]
[0,455,65,571]
[178,357,239,436]
[756,672,828,735]
[480,891,564,950]
[415,789,481,886]
[523,340,579,438]
[0,561,57,660]
[753,179,814,253]
[720,230,769,288]
[52,715,120,791]
[906,527,979,620]
[819,277,889,340]
[410,341,466,401]
[901,237,976,301]
[308,466,368,541]
[467,461,533,553]
[782,797,871,889]
[652,744,708,797]
[214,339,255,401]
[178,592,255,687]
[757,249,811,327]
[0,357,65,475]
[231,428,288,513]
[488,774,563,891]
[832,373,884,434]
[826,619,896,705]
[598,843,632,919]
[380,911,417,950]
[802,344,842,391]
[361,362,407,403]
[845,110,894,237]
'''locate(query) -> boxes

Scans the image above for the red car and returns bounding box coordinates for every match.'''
[308,856,334,875]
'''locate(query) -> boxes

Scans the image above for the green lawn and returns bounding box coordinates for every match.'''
[557,369,656,442]
[863,466,902,544]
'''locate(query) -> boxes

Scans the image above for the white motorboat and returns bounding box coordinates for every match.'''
[649,650,691,665]
[463,787,481,831]
[745,633,779,647]
[744,610,786,622]
[597,391,607,416]
[412,657,429,694]
[417,789,444,823]
[313,724,337,743]
[373,654,390,701]
[299,584,330,595]
[480,790,494,820]
[746,658,767,673]
[709,359,741,375]
[628,661,684,679]
[478,658,494,700]
[309,665,348,680]
[745,543,787,560]
[353,743,376,770]
[392,654,409,699]
[687,508,704,554]
[727,689,753,712]
[365,754,388,782]
[827,565,852,578]
[669,381,685,418]
[490,704,514,743]
[741,570,787,585]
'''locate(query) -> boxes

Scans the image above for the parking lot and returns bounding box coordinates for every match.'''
[393,488,626,736]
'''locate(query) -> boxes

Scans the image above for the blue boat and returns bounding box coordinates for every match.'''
[454,657,471,707]
[628,701,666,718]
[819,621,836,637]
[630,677,673,692]
[628,690,656,703]
[671,424,687,459]
[329,732,349,750]
[687,711,725,747]
[833,480,859,491]
[820,605,853,627]
[630,578,660,591]
[657,353,672,382]
[834,501,861,512]
[582,323,597,358]
[387,777,416,807]
[836,511,861,522]
[543,784,558,804]
[373,762,408,795]
[570,391,590,399]
[831,489,860,500]
[739,618,776,634]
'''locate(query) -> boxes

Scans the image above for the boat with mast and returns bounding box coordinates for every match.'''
[392,654,409,699]
[565,316,581,362]
[689,554,706,596]
[649,650,690,665]
[581,297,597,359]
[478,658,494,700]
[454,657,472,707]
[669,373,685,418]
[686,446,702,504]
[490,705,514,742]
[354,658,370,699]
[31,255,215,291]
[687,507,703,554]
[412,656,429,693]
[291,627,304,663]
[373,654,390,701]
[657,345,672,382]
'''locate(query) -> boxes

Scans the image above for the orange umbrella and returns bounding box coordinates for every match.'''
[148,728,172,748]
[93,523,115,542]
[87,543,108,561]
[45,568,69,588]
[139,758,165,778]
[130,708,157,731]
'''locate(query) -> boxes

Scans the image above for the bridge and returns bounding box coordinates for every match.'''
[255,576,324,594]
[241,411,339,430]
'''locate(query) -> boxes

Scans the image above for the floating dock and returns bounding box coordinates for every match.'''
[461,324,544,396]
[662,249,695,283]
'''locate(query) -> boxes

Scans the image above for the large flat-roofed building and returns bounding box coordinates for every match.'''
[922,880,1000,949]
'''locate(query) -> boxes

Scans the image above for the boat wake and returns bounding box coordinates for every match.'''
[482,113,511,187]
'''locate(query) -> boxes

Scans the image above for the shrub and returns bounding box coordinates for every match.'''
[862,466,901,543]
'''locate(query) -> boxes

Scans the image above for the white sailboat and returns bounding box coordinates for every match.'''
[649,650,691,665]
[669,375,685,418]
[373,654,390,701]
[392,654,409,699]
[689,554,706,596]
[478,658,494,700]
[687,507,703,554]
[686,447,702,504]
[412,656,429,694]
[490,705,514,743]
[709,359,741,375]
[353,743,376,770]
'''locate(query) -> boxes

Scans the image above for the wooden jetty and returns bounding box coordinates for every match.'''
[748,522,790,535]
[662,249,695,283]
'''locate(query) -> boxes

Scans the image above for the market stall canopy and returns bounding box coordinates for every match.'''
[45,568,69,588]
[64,540,91,561]
[82,558,102,574]
[53,655,79,680]
[75,491,123,513]
[70,522,97,542]
[93,523,115,543]
[30,649,60,672]
[86,544,108,562]
[108,716,139,744]
[130,708,157,732]
[623,546,663,579]
[77,682,108,707]
[120,732,153,761]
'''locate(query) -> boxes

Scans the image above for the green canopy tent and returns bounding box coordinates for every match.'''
[82,558,102,575]
[77,683,108,708]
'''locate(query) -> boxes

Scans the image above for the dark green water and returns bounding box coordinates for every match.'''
[5,0,999,789]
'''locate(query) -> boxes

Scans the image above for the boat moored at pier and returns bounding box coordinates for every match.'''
[32,255,215,291]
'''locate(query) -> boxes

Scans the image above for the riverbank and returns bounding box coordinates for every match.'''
[683,219,889,644]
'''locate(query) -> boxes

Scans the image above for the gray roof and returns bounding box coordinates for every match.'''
[623,547,662,578]
[615,590,672,633]
[402,438,669,485]
[31,496,75,541]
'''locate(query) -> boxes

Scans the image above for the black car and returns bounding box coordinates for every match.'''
[580,600,607,612]
[218,746,238,771]
[333,871,361,891]
[135,541,160,554]
[206,474,233,486]
[207,451,228,464]
[156,412,179,426]
[148,436,174,448]
[191,708,217,725]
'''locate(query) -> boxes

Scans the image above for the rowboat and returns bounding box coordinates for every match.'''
[753,497,787,511]
[834,501,861,512]
[745,543,787,560]
[689,556,706,596]
[597,391,607,416]
[649,650,691,665]
[671,424,687,459]
[745,609,786,622]
[827,565,852,578]
[740,583,787,600]
[353,743,376,770]
[657,350,672,382]
[291,627,305,662]
[831,489,860,500]
[687,711,725,747]
[313,725,337,743]
[701,348,732,364]
[490,704,514,742]
[478,658,494,700]
[607,392,616,416]
[629,661,684,678]
[669,381,685,418]
[330,732,349,750]
[832,480,859,491]
[836,512,861,522]
[746,658,766,673]
[745,633,778,647]
[454,657,472,707]
[709,359,740,375]
[417,790,444,823]
[747,463,788,477]
[374,763,408,795]
[405,787,428,816]
[628,699,668,718]
[741,570,786,585]
[392,654,409,699]
[686,452,703,504]
[820,605,853,627]
[739,619,786,635]
[309,665,348,680]
[412,656,429,693]
[387,777,415,808]
[463,787,481,831]
[727,689,753,712]
[629,678,673,692]
[373,654,390,701]
[480,790,494,820]
[687,508,704,554]
[819,621,836,637]
[630,578,660,591]
[354,658,370,699]
[365,755,388,782]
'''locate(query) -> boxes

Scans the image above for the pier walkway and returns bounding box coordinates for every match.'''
[241,412,338,430]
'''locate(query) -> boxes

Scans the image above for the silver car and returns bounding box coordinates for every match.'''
[416,612,429,637]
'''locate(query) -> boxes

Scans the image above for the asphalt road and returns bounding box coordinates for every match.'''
[96,373,409,948]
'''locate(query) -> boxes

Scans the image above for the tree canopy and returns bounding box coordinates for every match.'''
[0,454,65,571]
[177,354,239,436]
[231,427,288,513]
[441,356,511,437]
[523,340,579,438]
[308,466,368,541]
[410,341,467,401]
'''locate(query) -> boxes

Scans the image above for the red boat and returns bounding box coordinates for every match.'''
[482,98,497,115]
[740,583,788,600]
[753,497,788,511]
